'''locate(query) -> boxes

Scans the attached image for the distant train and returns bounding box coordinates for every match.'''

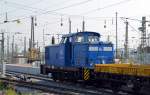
[41,31,114,80]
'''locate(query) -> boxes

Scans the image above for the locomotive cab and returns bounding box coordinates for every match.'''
[60,31,99,44]
[44,32,114,68]
[58,31,114,68]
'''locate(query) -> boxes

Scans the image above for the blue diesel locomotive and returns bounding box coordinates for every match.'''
[41,31,114,80]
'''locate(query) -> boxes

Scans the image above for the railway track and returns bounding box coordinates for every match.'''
[4,70,133,95]
[1,77,102,95]
[6,70,51,81]
[3,71,116,95]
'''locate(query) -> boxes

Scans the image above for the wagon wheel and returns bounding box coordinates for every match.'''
[132,80,142,94]
[111,82,121,94]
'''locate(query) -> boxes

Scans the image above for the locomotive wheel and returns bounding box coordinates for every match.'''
[51,73,57,81]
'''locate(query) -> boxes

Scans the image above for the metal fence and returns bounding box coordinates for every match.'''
[130,53,150,64]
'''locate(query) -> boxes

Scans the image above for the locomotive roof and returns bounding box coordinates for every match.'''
[62,31,100,37]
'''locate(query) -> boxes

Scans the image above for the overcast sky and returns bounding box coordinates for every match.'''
[0,0,150,52]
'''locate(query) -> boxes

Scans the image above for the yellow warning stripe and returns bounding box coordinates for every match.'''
[84,68,90,80]
[84,74,89,80]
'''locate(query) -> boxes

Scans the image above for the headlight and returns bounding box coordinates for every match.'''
[90,63,93,66]
[102,60,106,64]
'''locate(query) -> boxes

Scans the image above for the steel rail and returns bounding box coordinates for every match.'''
[5,70,132,95]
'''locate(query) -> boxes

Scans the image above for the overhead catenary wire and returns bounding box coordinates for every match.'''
[121,17,142,22]
[9,0,68,12]
[42,0,75,12]
[0,0,143,37]
[0,0,94,22]
[1,0,93,18]
[0,0,45,16]
[43,0,93,14]
[0,0,73,16]
[120,17,140,33]
[0,0,134,23]
[5,1,46,12]
[80,0,131,15]
[12,0,130,19]
[1,0,149,23]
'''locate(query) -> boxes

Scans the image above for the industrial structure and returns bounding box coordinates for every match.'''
[27,16,41,63]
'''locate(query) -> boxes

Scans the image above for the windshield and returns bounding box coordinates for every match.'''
[60,37,67,44]
[75,35,84,43]
[88,36,99,43]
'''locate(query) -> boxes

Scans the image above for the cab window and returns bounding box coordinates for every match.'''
[75,35,84,43]
[60,37,67,44]
[69,37,72,42]
[88,36,99,43]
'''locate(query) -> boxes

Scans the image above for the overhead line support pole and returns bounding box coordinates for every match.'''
[125,20,129,62]
[0,32,5,77]
[69,18,71,34]
[82,18,85,32]
[116,12,118,59]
